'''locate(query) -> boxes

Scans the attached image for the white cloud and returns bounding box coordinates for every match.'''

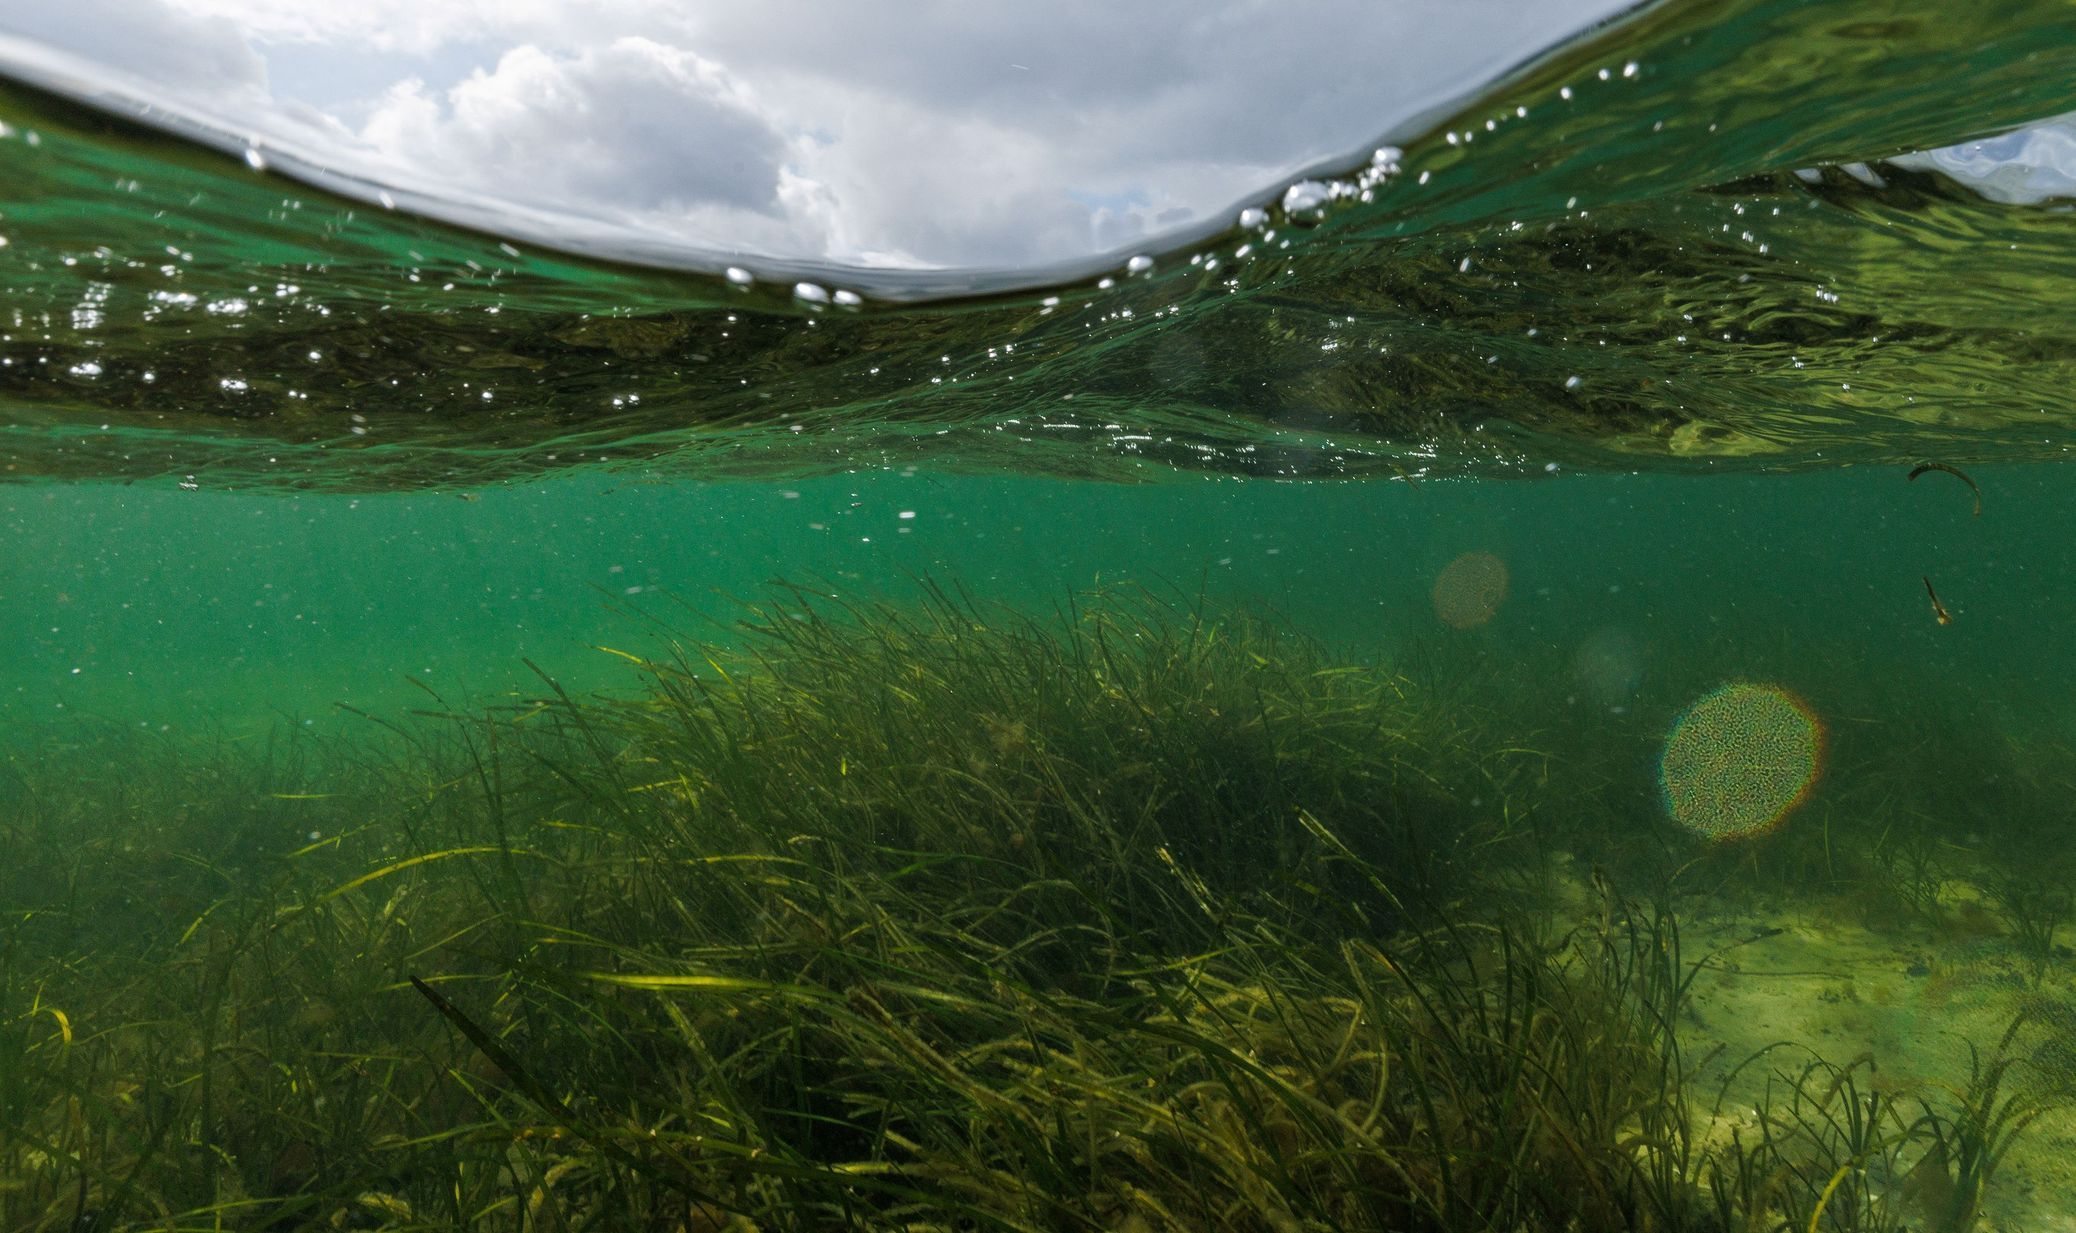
[0,0,267,99]
[160,0,655,57]
[361,38,788,215]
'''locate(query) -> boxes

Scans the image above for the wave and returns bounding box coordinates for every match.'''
[3,0,2075,489]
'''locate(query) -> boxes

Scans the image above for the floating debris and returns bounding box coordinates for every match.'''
[1907,461,1982,517]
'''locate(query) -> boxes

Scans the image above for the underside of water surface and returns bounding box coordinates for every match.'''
[2,0,2075,490]
[5,1,2076,1231]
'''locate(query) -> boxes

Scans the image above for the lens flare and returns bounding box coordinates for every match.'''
[1659,682,1824,841]
[1432,551,1509,629]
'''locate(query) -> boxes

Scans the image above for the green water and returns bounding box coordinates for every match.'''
[8,2,2076,1230]
[12,465,2069,740]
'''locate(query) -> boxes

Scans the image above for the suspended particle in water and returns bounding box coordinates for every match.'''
[1431,551,1510,629]
[1659,683,1824,842]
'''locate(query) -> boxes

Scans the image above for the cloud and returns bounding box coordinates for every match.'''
[1,0,267,99]
[159,0,651,57]
[360,38,788,216]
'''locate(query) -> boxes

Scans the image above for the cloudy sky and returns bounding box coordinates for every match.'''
[0,0,1641,282]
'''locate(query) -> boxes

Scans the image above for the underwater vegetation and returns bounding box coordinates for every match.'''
[0,585,2070,1231]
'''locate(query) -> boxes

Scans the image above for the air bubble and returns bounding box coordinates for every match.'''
[1237,206,1270,230]
[793,281,831,304]
[1280,180,1331,224]
[1126,254,1154,275]
[725,266,754,287]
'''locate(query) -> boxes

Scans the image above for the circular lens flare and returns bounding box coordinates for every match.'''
[1432,551,1509,629]
[1660,682,1824,842]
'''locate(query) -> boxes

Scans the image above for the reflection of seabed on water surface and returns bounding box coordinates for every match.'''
[7,1,2076,490]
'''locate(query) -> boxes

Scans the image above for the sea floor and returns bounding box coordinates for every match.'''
[1666,882,2076,1231]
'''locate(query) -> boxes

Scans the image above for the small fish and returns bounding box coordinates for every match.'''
[1923,576,1953,626]
[1907,461,1982,517]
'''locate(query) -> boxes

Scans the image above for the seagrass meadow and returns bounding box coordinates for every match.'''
[9,0,2076,1228]
[5,561,2076,1232]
